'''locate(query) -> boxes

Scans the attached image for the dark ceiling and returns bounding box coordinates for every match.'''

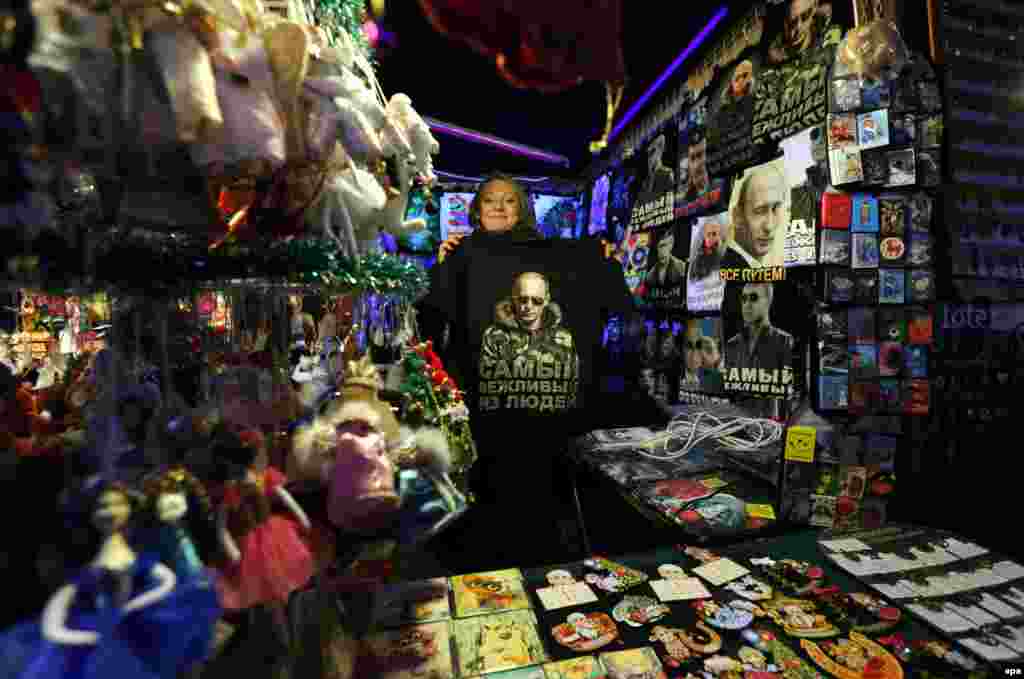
[375,1,732,179]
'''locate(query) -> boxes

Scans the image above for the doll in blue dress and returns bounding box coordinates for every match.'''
[0,479,220,679]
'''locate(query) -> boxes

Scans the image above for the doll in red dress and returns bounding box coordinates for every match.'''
[212,430,314,612]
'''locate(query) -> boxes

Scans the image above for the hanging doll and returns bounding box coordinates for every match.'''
[211,428,314,611]
[0,478,219,679]
[139,467,220,583]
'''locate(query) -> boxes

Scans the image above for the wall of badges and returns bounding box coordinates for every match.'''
[814,56,941,417]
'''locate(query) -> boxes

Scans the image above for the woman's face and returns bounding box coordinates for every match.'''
[478,180,520,232]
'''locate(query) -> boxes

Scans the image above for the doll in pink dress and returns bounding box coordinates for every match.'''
[213,430,314,612]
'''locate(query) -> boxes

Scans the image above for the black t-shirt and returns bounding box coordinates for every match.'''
[419,233,633,497]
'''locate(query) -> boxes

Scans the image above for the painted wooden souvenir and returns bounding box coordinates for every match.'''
[649,621,722,667]
[702,654,743,676]
[693,600,755,630]
[801,632,904,679]
[766,637,827,679]
[759,560,826,595]
[762,598,839,638]
[724,575,774,601]
[552,612,619,652]
[817,591,901,633]
[738,645,776,672]
[612,595,670,627]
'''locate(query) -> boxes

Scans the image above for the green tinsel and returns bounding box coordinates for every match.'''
[5,236,428,299]
[310,0,373,63]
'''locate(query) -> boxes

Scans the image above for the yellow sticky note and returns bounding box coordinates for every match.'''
[699,476,729,489]
[784,426,816,463]
[747,504,777,520]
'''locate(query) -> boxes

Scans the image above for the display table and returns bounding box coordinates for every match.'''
[567,423,786,556]
[351,529,993,678]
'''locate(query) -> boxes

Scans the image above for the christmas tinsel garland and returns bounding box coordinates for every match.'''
[7,234,428,299]
[310,0,372,56]
[397,341,477,499]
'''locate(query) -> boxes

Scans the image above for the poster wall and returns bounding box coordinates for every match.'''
[674,98,728,219]
[713,157,811,398]
[751,42,836,148]
[628,126,677,233]
[761,0,842,67]
[679,317,725,396]
[687,3,766,95]
[642,221,691,311]
[687,212,728,312]
[707,51,763,177]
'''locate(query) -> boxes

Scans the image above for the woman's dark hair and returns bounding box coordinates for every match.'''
[467,174,539,239]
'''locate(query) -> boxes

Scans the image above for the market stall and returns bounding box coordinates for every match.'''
[345,529,1006,678]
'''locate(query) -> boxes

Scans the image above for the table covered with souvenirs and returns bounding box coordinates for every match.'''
[344,524,1024,678]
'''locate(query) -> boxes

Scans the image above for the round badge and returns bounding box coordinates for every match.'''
[552,612,619,652]
[705,605,754,630]
[880,237,905,260]
[613,595,670,627]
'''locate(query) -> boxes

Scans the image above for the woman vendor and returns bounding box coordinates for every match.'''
[419,174,662,572]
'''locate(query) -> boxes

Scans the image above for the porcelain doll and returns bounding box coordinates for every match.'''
[212,429,314,611]
[0,479,219,679]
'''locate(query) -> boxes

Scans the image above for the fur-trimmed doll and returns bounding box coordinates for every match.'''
[292,354,466,542]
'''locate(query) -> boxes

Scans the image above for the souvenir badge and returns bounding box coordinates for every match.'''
[724,575,774,601]
[801,632,904,679]
[845,592,901,632]
[762,598,840,638]
[535,570,599,611]
[612,595,670,627]
[649,623,722,668]
[758,560,825,595]
[551,612,619,652]
[738,646,778,673]
[766,637,826,679]
[702,655,743,675]
[582,557,648,593]
[693,599,755,630]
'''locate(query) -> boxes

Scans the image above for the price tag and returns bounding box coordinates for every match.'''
[784,426,816,463]
[746,504,777,520]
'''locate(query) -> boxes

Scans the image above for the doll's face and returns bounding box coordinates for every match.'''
[157,491,189,522]
[93,489,131,533]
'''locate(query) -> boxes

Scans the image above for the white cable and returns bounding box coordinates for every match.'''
[630,411,784,461]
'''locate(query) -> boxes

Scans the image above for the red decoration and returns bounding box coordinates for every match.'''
[416,0,625,92]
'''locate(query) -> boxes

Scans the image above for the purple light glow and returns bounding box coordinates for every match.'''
[609,6,729,143]
[424,117,571,166]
